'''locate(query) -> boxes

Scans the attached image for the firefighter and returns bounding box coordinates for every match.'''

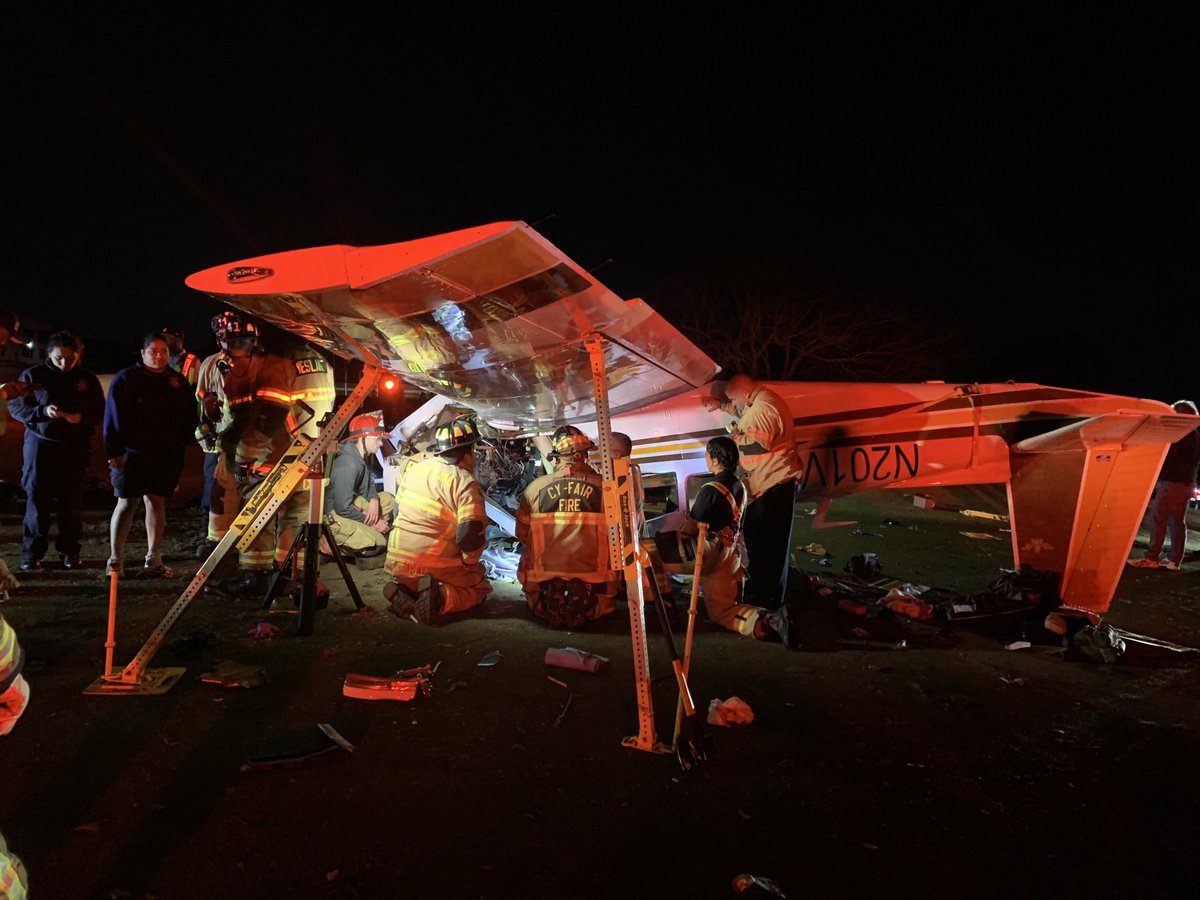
[517,425,619,628]
[611,431,645,533]
[650,436,798,647]
[269,332,336,582]
[205,311,299,597]
[194,335,233,558]
[161,325,200,388]
[384,416,491,625]
[324,413,394,556]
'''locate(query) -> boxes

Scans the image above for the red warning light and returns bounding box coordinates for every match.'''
[382,377,397,392]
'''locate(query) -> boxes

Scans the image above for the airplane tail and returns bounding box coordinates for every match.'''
[1006,410,1198,617]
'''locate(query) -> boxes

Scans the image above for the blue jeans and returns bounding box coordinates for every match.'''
[1144,480,1192,565]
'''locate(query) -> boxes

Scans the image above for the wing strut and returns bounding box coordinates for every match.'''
[585,335,663,753]
[83,366,383,695]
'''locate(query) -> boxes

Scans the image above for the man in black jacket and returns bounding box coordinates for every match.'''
[6,331,105,570]
[1129,400,1200,572]
[324,413,394,556]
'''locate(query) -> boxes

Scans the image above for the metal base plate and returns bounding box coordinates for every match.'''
[83,667,188,696]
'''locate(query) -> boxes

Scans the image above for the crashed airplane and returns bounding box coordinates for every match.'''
[185,220,1199,622]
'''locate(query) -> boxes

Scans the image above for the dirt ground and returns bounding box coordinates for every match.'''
[2,483,1199,899]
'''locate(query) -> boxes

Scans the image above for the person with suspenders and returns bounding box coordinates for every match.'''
[655,436,798,647]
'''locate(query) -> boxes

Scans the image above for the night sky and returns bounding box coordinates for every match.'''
[3,5,1196,398]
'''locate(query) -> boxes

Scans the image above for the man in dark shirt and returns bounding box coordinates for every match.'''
[654,436,799,647]
[6,331,105,570]
[1130,399,1200,571]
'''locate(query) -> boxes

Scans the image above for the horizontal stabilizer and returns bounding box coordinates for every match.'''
[1006,409,1197,615]
[1013,410,1196,453]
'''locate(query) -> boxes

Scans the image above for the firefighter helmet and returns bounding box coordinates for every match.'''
[430,417,479,454]
[211,310,258,341]
[549,425,595,458]
[344,413,389,442]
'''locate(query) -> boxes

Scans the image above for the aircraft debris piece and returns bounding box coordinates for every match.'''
[198,660,266,689]
[553,692,574,729]
[1071,624,1126,663]
[545,647,607,673]
[1111,629,1200,653]
[342,666,434,701]
[961,531,1004,541]
[318,723,356,752]
[882,587,934,621]
[732,872,787,897]
[845,554,881,577]
[477,651,503,667]
[245,724,354,769]
[961,509,1009,522]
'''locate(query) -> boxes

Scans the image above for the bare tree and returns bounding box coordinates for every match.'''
[654,267,959,382]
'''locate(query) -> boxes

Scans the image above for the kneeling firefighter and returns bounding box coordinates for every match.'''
[650,435,798,648]
[516,425,619,628]
[384,416,491,624]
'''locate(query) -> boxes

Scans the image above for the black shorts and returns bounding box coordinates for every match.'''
[111,448,185,499]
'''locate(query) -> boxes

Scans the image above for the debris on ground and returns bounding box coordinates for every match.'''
[247,622,280,639]
[1071,624,1126,663]
[960,531,1003,541]
[318,723,355,752]
[844,553,881,577]
[960,509,1009,522]
[800,542,826,556]
[1000,675,1027,686]
[708,697,754,727]
[480,537,521,582]
[850,526,883,537]
[343,666,434,701]
[732,872,786,896]
[1004,640,1032,651]
[1112,629,1200,653]
[1044,613,1069,636]
[544,647,608,672]
[553,692,574,728]
[477,650,503,667]
[882,585,935,621]
[198,660,266,689]
[912,494,935,509]
[244,724,354,769]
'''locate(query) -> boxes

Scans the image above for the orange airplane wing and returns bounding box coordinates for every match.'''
[184,221,718,430]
